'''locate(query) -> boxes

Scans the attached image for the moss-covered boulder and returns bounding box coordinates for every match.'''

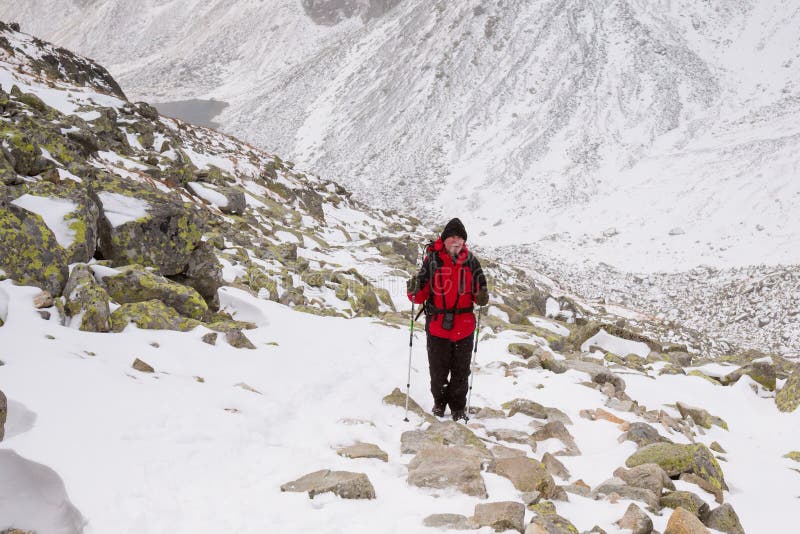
[94,176,203,275]
[63,264,111,332]
[168,242,223,308]
[704,503,745,534]
[776,367,800,413]
[103,265,208,320]
[626,443,727,496]
[660,491,710,520]
[0,204,68,296]
[3,131,52,176]
[488,456,560,499]
[109,299,201,332]
[22,180,100,264]
[722,361,776,390]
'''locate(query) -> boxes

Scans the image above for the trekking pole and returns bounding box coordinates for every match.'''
[403,243,425,422]
[465,305,483,422]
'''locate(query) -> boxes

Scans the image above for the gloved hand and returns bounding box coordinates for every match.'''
[475,287,489,306]
[407,276,421,294]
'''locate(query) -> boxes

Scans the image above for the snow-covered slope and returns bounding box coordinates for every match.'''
[4,0,800,271]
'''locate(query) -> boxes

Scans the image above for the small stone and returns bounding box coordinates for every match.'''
[33,290,53,308]
[664,507,710,533]
[615,503,653,534]
[710,441,726,454]
[541,452,570,480]
[132,358,154,373]
[37,310,51,320]
[473,501,525,533]
[225,328,256,349]
[235,382,262,395]
[150,342,159,348]
[281,469,375,499]
[194,376,205,383]
[202,332,218,345]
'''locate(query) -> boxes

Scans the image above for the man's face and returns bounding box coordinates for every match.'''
[444,235,465,257]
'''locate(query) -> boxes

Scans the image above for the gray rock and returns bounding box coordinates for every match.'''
[382,388,436,423]
[103,265,208,320]
[422,513,475,530]
[225,328,256,349]
[170,242,224,307]
[487,456,559,498]
[474,501,526,533]
[63,264,111,332]
[562,481,591,497]
[704,503,745,534]
[613,463,674,497]
[490,444,528,459]
[476,407,507,419]
[336,442,388,462]
[201,332,217,345]
[488,428,533,445]
[593,477,659,509]
[619,422,671,448]
[541,453,570,480]
[407,444,487,498]
[400,429,440,455]
[526,513,580,533]
[676,401,728,430]
[615,503,653,534]
[660,491,710,521]
[281,469,376,499]
[0,389,6,441]
[531,421,580,456]
[219,187,246,215]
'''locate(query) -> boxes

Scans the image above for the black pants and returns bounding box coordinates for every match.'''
[427,332,474,411]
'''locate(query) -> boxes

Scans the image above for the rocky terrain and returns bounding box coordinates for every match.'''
[0,20,798,534]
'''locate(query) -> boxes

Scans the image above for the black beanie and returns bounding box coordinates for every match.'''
[441,218,467,242]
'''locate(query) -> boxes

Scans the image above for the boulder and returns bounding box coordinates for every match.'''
[109,300,201,332]
[336,442,388,462]
[664,507,710,533]
[407,444,487,498]
[0,204,68,296]
[103,265,208,320]
[280,469,375,499]
[491,444,528,459]
[619,422,672,448]
[660,491,710,520]
[169,242,223,308]
[530,421,580,456]
[613,463,675,497]
[675,402,728,430]
[722,362,776,390]
[703,503,744,534]
[593,477,659,509]
[474,501,526,533]
[776,368,800,413]
[541,453,570,480]
[615,503,653,534]
[95,178,203,275]
[679,473,723,504]
[488,456,560,498]
[526,513,580,534]
[63,264,111,332]
[626,443,727,496]
[218,187,246,215]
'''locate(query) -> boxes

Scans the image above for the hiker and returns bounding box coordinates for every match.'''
[407,218,489,420]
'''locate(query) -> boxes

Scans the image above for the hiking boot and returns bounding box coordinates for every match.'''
[432,404,446,417]
[451,409,467,422]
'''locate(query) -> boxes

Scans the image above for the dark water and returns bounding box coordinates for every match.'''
[152,99,229,128]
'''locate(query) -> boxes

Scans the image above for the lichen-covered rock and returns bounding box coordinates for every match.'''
[474,501,525,533]
[63,264,111,332]
[722,361,776,390]
[219,187,246,215]
[280,469,375,499]
[201,332,217,345]
[776,367,800,413]
[704,503,744,534]
[676,402,728,430]
[626,443,727,496]
[95,177,203,275]
[169,242,223,308]
[407,444,487,498]
[22,180,100,264]
[509,343,539,359]
[593,477,659,509]
[660,491,710,520]
[103,265,208,320]
[0,204,68,296]
[109,299,201,332]
[526,513,579,534]
[664,507,710,533]
[488,457,560,498]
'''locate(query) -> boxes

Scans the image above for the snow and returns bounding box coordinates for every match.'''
[580,329,651,359]
[96,192,151,227]
[0,281,797,533]
[10,194,79,249]
[187,182,229,209]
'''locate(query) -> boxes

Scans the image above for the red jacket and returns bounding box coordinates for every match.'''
[407,238,487,341]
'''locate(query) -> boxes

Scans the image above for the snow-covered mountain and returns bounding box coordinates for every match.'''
[3,0,800,272]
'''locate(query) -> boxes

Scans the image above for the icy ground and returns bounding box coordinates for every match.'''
[1,281,798,533]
